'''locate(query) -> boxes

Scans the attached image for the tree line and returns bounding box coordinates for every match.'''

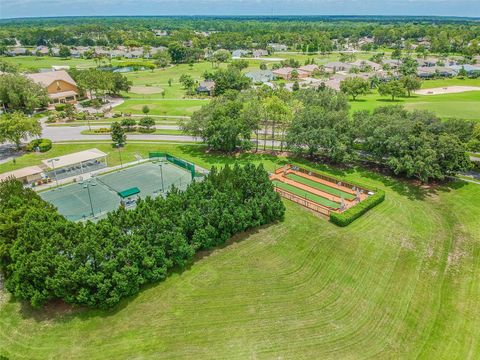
[0,163,285,308]
[182,87,474,182]
[1,17,479,57]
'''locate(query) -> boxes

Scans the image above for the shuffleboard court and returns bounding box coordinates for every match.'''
[272,180,340,209]
[286,173,356,200]
[40,161,194,221]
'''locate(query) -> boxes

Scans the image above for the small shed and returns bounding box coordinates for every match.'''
[0,166,44,184]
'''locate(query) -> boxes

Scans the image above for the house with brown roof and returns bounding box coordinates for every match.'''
[298,64,320,74]
[272,67,309,80]
[26,70,79,105]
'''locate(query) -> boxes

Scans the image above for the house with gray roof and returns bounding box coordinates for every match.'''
[245,70,276,83]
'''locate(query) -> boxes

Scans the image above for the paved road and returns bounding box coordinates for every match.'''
[42,119,284,146]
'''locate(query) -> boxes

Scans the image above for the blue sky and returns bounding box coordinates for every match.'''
[1,0,479,19]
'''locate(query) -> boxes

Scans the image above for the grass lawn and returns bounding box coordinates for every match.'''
[114,98,209,116]
[272,179,341,208]
[286,173,356,200]
[349,91,480,121]
[1,144,479,359]
[0,56,155,72]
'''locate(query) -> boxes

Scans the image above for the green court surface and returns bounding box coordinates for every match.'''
[40,161,193,221]
[272,180,340,209]
[286,173,356,200]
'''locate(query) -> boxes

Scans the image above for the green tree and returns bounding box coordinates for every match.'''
[400,75,422,97]
[292,81,300,92]
[179,74,195,90]
[142,105,150,115]
[378,80,406,101]
[260,62,267,70]
[210,67,251,96]
[121,118,137,132]
[182,94,254,152]
[111,121,126,147]
[58,45,71,58]
[153,49,171,68]
[0,112,42,149]
[0,74,49,113]
[213,49,231,64]
[287,88,354,162]
[138,117,155,132]
[340,77,370,100]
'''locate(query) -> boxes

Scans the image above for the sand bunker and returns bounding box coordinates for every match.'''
[415,86,480,95]
[130,85,164,94]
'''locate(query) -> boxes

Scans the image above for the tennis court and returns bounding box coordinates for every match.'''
[40,161,194,221]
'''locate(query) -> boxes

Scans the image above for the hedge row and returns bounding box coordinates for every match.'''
[329,190,385,226]
[0,163,285,308]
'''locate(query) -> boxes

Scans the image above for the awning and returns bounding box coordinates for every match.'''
[49,90,78,99]
[42,148,107,169]
[0,166,44,182]
[118,187,140,198]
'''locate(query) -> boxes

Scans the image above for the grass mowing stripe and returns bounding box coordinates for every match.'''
[286,173,356,200]
[272,180,340,209]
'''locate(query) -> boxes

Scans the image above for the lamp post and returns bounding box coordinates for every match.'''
[85,179,95,217]
[49,158,60,187]
[159,163,165,192]
[117,144,123,168]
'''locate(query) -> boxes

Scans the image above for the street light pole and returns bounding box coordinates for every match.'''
[86,180,95,217]
[117,144,123,168]
[49,158,59,187]
[159,163,165,192]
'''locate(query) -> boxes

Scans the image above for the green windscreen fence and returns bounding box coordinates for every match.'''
[149,152,195,179]
[149,152,167,160]
[166,154,195,179]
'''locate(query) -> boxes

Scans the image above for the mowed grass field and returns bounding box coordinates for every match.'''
[1,144,480,359]
[349,91,480,121]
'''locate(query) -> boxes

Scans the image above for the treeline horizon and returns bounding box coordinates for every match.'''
[1,15,479,23]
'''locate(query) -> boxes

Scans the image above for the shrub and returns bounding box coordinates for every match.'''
[54,103,66,111]
[93,127,111,134]
[330,190,385,226]
[26,138,52,152]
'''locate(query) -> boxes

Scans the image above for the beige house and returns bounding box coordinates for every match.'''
[26,70,79,105]
[272,67,309,80]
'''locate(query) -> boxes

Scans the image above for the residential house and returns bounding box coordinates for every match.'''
[110,49,127,58]
[196,80,216,96]
[417,66,456,78]
[448,65,480,75]
[154,30,168,37]
[272,67,309,80]
[382,59,402,69]
[26,70,79,105]
[323,61,352,73]
[349,60,382,71]
[7,47,27,56]
[416,58,437,67]
[268,43,288,52]
[245,70,276,83]
[298,64,320,75]
[232,50,250,58]
[35,46,50,56]
[252,49,269,58]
